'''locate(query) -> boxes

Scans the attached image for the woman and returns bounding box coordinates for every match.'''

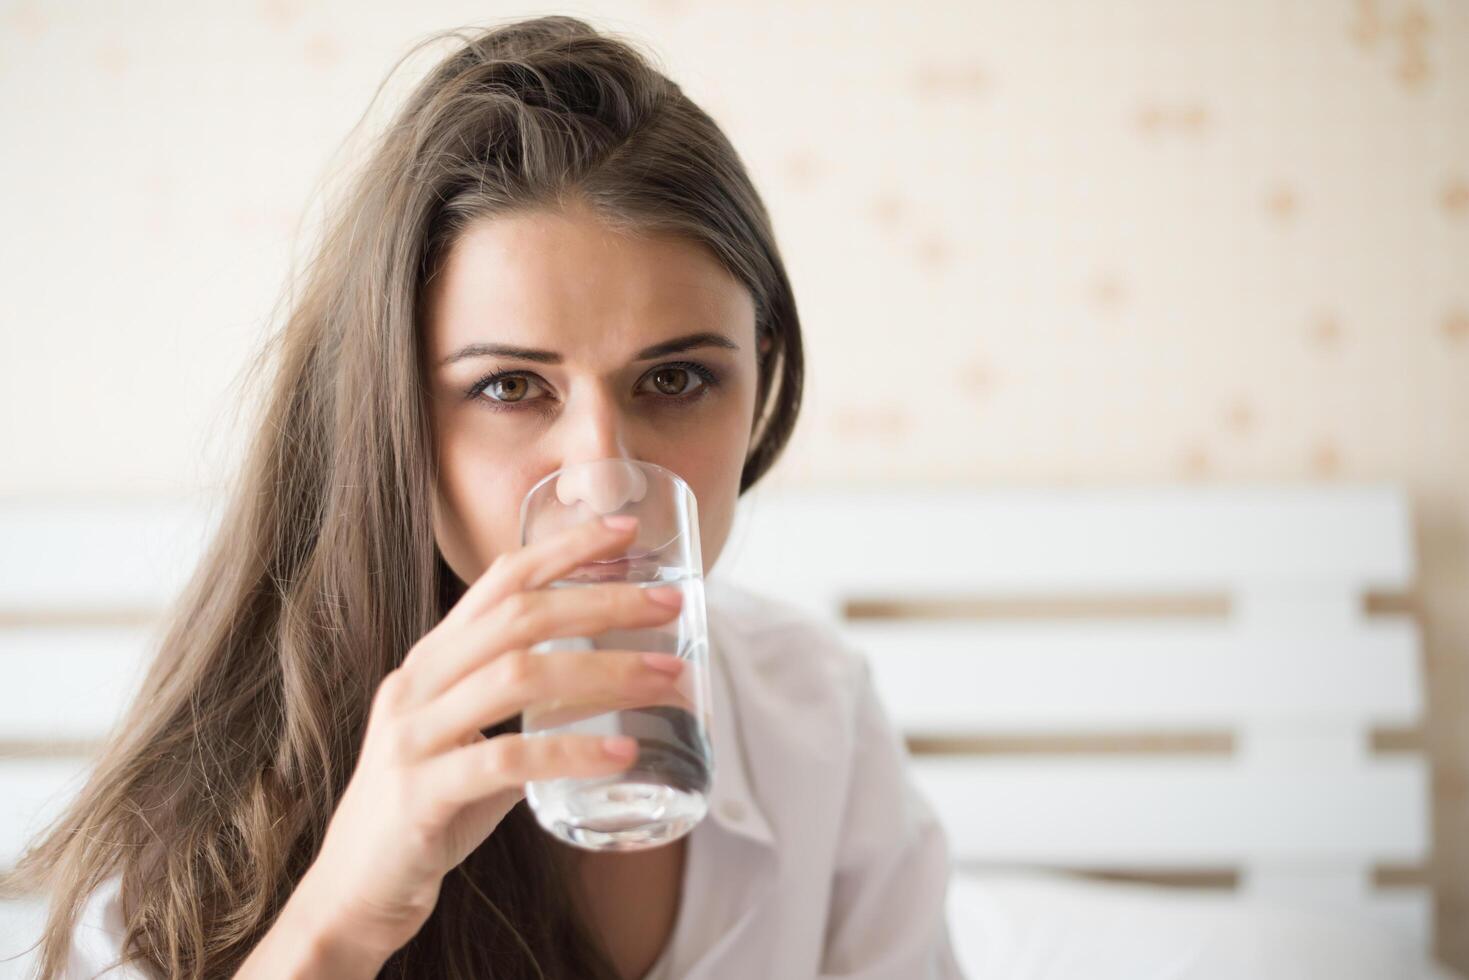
[7,15,963,979]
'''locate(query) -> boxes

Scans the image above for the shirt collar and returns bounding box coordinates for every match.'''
[704,590,777,849]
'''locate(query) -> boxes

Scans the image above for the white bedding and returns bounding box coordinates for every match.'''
[946,869,1465,980]
[7,873,1465,979]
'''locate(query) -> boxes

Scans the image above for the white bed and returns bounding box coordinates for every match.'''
[1,486,1464,979]
[944,866,1456,979]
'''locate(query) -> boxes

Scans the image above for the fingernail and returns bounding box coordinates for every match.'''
[603,515,638,531]
[641,652,685,674]
[645,585,683,608]
[602,735,638,759]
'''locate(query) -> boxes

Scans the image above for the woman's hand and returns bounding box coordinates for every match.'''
[236,514,686,977]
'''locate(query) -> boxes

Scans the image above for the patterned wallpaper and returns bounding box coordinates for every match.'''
[0,0,1464,969]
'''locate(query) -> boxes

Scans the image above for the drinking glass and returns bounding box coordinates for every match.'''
[518,458,714,851]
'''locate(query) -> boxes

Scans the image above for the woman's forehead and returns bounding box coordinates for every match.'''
[423,209,755,363]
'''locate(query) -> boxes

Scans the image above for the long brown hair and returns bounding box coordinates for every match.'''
[2,15,803,979]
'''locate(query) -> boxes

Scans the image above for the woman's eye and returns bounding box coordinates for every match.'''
[483,374,545,404]
[640,366,705,397]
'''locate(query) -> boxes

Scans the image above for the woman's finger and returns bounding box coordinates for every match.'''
[407,580,683,705]
[405,649,686,758]
[424,731,640,809]
[444,514,640,628]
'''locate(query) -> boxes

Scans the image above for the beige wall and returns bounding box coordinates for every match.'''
[2,0,1465,967]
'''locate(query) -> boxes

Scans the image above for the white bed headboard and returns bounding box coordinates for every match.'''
[0,485,1436,961]
[713,483,1434,954]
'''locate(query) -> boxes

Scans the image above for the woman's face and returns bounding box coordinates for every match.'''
[422,199,765,586]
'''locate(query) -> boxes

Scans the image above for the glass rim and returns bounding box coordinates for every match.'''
[518,458,696,560]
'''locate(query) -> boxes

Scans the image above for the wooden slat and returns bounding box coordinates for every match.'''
[0,628,153,743]
[913,755,1430,868]
[718,484,1414,611]
[0,498,217,615]
[846,617,1421,735]
[0,758,93,870]
[2,488,1413,608]
[1,609,1424,752]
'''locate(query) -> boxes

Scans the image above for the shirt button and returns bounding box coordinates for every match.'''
[720,799,746,822]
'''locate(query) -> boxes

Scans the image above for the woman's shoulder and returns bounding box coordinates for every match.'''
[66,875,153,978]
[704,575,869,715]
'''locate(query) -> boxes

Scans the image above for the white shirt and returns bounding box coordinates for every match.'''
[66,576,967,979]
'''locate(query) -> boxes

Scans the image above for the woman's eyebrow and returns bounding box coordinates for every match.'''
[633,331,740,361]
[438,331,739,368]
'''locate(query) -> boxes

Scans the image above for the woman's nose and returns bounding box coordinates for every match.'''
[555,457,649,514]
[551,390,648,514]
